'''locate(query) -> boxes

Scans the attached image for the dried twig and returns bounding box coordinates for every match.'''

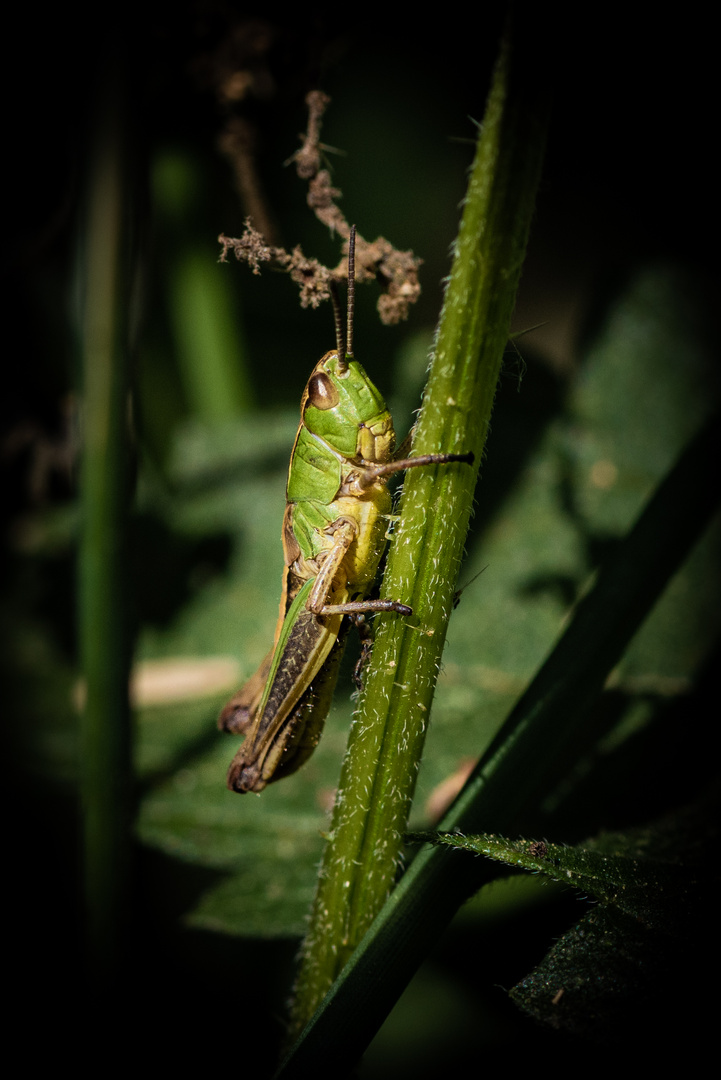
[217,117,277,243]
[219,221,333,309]
[219,91,423,324]
[291,90,332,180]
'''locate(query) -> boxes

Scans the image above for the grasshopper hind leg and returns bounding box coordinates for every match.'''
[226,624,350,793]
[218,649,274,734]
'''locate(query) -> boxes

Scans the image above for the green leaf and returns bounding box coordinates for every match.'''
[410,802,708,931]
[506,800,717,1040]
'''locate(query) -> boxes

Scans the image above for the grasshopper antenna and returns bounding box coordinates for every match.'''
[330,225,355,375]
[329,279,345,363]
[345,225,356,366]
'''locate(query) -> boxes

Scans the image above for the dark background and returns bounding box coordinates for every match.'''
[3,5,717,1074]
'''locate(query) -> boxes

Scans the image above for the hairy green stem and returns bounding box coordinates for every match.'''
[289,19,550,1041]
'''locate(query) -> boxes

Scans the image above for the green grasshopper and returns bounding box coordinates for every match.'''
[219,227,473,793]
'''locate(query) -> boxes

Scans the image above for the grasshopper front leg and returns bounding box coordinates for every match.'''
[354,450,475,492]
[305,518,413,618]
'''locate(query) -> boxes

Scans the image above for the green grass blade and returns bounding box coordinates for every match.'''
[78,69,134,980]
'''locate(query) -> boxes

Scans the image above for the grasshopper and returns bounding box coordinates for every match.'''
[219,227,473,793]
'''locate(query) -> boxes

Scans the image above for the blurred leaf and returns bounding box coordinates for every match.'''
[152,149,254,423]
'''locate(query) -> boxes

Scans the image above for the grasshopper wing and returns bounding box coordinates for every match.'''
[226,578,345,793]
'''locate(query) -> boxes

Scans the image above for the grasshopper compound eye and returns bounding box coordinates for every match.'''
[307,372,339,411]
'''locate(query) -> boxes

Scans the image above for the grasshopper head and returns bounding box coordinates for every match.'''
[302,351,395,463]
